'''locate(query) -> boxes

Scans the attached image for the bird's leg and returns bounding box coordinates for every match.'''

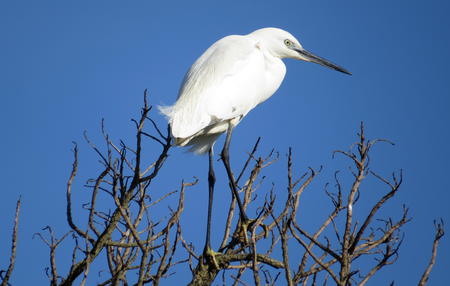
[204,147,215,251]
[221,124,254,237]
[202,147,219,268]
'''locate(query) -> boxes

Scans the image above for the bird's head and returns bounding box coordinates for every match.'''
[250,27,351,75]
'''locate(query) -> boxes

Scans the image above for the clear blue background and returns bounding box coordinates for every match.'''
[1,0,449,285]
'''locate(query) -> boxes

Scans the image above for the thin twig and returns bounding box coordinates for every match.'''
[0,198,21,286]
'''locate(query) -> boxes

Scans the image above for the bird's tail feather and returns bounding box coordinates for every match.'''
[185,133,221,154]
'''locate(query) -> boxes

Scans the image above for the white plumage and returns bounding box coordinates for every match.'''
[160,27,350,153]
[159,27,350,257]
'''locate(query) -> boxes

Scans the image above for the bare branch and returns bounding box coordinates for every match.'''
[0,198,21,286]
[290,224,340,285]
[418,219,445,286]
[349,170,403,254]
[66,143,94,242]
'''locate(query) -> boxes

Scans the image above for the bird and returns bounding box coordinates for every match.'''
[159,27,350,260]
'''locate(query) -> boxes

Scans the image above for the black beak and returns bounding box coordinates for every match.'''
[295,48,351,75]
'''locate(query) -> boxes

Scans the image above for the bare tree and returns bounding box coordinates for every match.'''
[2,91,445,285]
[34,90,190,286]
[187,123,412,286]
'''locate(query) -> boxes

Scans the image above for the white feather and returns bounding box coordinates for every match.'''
[159,27,349,154]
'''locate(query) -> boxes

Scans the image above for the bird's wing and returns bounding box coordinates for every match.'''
[169,35,267,139]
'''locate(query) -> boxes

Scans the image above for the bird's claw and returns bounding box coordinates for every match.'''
[240,218,270,242]
[237,218,255,244]
[203,246,220,270]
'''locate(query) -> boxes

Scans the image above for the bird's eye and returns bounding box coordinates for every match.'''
[284,39,292,47]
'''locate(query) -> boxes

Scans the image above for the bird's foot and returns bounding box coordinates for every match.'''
[219,218,269,253]
[202,246,220,270]
[239,218,269,244]
[236,218,255,244]
[242,218,255,236]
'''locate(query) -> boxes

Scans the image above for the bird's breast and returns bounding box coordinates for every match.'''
[259,55,286,104]
[206,51,286,120]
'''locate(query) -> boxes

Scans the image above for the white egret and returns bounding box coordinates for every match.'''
[159,27,350,258]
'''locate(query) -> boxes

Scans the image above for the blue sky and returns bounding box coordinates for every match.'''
[1,0,449,285]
